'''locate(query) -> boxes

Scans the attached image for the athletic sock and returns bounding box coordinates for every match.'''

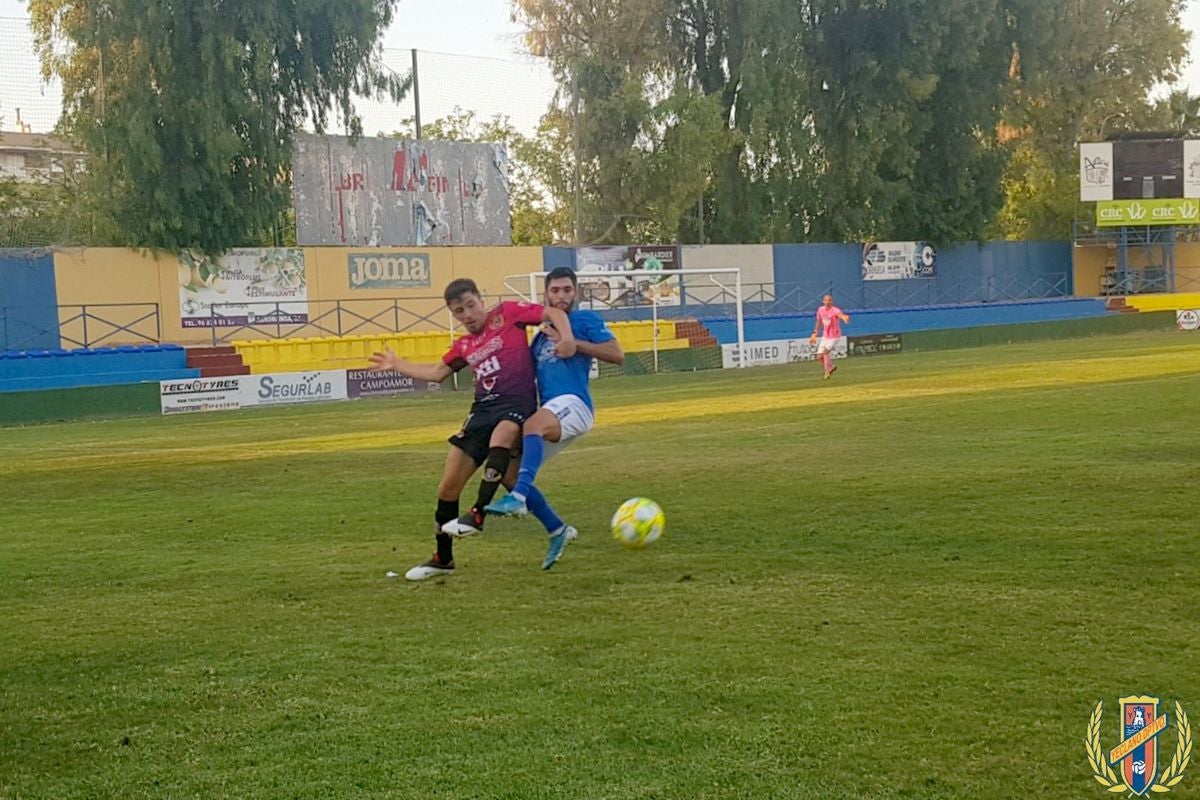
[524,486,564,534]
[513,434,545,499]
[435,498,458,563]
[474,447,512,513]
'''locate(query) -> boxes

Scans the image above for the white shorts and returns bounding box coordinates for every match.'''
[817,337,839,355]
[540,394,595,461]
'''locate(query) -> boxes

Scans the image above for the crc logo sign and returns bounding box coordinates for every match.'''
[1097,200,1200,227]
[348,253,431,289]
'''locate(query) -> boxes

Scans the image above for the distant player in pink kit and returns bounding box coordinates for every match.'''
[810,294,850,379]
[368,278,575,580]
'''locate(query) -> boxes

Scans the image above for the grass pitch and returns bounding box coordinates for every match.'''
[2,331,1198,799]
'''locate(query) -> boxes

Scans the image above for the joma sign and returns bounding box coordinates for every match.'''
[348,253,432,289]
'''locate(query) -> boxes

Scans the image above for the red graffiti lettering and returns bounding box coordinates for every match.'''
[334,171,365,244]
[392,145,448,193]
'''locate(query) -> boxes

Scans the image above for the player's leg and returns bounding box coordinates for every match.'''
[485,406,561,516]
[532,483,578,570]
[405,445,478,581]
[475,419,521,515]
[442,419,521,535]
[497,460,575,570]
[496,396,593,570]
[490,394,594,516]
[818,340,835,377]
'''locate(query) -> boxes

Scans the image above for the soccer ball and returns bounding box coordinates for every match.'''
[611,498,665,549]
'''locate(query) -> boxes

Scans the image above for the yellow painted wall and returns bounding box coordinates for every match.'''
[53,248,179,347]
[1072,245,1111,297]
[444,247,545,297]
[52,246,548,347]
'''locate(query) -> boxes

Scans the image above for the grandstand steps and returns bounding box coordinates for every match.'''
[1105,297,1139,313]
[675,320,719,348]
[198,364,252,377]
[187,346,250,377]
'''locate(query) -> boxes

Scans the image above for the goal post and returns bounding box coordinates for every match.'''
[506,268,747,374]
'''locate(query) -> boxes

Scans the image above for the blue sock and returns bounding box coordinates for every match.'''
[524,486,564,535]
[514,434,545,499]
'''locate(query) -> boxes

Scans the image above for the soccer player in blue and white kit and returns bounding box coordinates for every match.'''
[486,267,625,569]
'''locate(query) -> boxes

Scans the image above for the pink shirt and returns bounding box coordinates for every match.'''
[443,301,545,406]
[816,306,844,338]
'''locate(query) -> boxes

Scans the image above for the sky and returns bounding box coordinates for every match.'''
[4,0,1200,133]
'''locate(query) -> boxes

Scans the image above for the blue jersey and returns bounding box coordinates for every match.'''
[531,308,614,410]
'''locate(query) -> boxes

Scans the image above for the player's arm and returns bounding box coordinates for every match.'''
[576,338,624,365]
[542,306,576,358]
[368,347,453,382]
[576,316,624,364]
[810,314,821,341]
[839,311,851,324]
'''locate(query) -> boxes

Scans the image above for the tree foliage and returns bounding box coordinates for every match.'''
[30,0,408,253]
[994,0,1191,239]
[515,0,1192,244]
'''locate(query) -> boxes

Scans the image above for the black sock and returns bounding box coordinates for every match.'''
[435,499,458,563]
[474,447,512,513]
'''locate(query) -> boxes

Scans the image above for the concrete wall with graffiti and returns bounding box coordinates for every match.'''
[292,134,512,247]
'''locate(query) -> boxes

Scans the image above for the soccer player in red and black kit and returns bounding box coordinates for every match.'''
[368,278,576,580]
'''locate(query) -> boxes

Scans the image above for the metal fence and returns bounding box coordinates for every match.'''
[199,272,1080,342]
[670,274,1073,321]
[203,296,529,345]
[1,302,160,351]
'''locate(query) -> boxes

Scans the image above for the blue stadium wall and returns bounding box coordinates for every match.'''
[705,298,1111,344]
[0,252,59,351]
[543,241,1084,342]
[769,241,1072,307]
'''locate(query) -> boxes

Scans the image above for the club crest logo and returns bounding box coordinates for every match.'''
[1084,155,1111,185]
[1087,696,1192,795]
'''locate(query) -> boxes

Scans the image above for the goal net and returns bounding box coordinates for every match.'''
[508,268,746,376]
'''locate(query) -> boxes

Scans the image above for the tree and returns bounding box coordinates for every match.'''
[30,0,408,253]
[516,0,1022,245]
[993,0,1190,239]
[516,0,1191,245]
[514,0,727,244]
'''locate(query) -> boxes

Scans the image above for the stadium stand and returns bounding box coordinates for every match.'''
[229,320,705,375]
[0,344,198,393]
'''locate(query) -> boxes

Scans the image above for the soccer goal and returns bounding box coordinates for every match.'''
[506,268,746,375]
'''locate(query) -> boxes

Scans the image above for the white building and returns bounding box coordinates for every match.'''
[0,132,84,182]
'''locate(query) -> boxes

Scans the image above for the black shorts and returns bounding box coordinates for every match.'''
[448,401,534,465]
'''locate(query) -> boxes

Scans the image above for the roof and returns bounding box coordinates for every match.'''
[0,131,81,154]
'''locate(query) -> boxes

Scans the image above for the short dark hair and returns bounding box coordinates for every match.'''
[545,267,577,288]
[444,278,481,305]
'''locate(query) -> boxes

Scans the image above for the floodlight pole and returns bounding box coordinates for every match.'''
[412,49,422,139]
[572,65,582,245]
